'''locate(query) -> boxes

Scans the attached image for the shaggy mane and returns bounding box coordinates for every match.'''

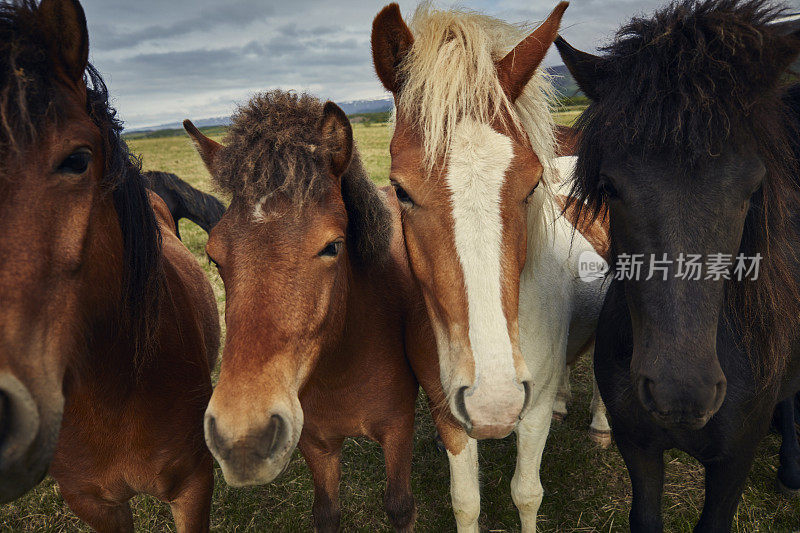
[397,3,557,176]
[213,90,393,266]
[568,0,800,386]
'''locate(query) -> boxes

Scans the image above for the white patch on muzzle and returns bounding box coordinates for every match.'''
[445,119,522,425]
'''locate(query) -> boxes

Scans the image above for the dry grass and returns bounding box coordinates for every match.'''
[1,120,798,532]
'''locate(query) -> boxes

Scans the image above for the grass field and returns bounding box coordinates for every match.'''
[1,119,799,532]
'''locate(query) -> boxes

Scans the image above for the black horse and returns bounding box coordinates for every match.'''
[556,1,800,530]
[145,170,225,239]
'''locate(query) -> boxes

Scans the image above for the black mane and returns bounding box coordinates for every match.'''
[87,66,162,363]
[568,0,800,384]
[0,0,58,157]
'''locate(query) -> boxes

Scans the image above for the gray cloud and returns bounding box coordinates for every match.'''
[79,0,800,129]
[92,1,275,50]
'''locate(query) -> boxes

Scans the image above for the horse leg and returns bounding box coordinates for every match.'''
[167,456,214,533]
[695,451,756,533]
[588,368,612,448]
[59,485,134,533]
[302,437,344,533]
[425,395,480,532]
[552,365,570,422]
[512,396,556,533]
[616,438,664,533]
[379,419,417,532]
[446,437,480,532]
[775,398,800,494]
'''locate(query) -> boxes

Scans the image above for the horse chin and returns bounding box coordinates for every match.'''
[466,422,517,440]
[218,445,295,487]
[646,409,714,432]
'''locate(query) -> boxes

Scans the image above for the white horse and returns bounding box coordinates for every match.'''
[373,2,609,531]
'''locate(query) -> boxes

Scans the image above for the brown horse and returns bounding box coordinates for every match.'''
[185,91,467,531]
[0,1,219,531]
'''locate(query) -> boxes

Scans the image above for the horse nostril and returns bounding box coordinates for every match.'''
[638,377,658,413]
[205,415,228,460]
[519,380,533,419]
[260,414,287,460]
[711,379,727,413]
[0,392,9,450]
[454,386,472,430]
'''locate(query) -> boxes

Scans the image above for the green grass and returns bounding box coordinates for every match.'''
[2,120,799,532]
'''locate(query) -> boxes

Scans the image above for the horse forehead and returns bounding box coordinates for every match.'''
[446,119,515,194]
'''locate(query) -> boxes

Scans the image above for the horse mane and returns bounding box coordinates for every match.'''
[213,90,392,266]
[87,66,163,367]
[567,0,800,386]
[396,3,557,177]
[0,0,162,369]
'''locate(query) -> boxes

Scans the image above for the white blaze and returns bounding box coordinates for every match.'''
[445,119,517,392]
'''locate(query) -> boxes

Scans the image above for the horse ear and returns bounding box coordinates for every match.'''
[554,36,608,101]
[765,26,800,82]
[183,120,223,174]
[321,102,353,178]
[497,2,569,102]
[371,3,414,94]
[38,0,89,84]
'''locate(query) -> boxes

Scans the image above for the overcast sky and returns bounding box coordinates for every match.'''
[80,0,800,129]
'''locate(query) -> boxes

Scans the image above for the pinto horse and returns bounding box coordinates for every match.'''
[372,3,610,530]
[0,1,219,530]
[556,0,800,530]
[184,92,440,532]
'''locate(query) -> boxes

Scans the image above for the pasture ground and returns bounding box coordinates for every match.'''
[1,118,798,532]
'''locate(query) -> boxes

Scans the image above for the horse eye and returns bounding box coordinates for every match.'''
[391,181,415,207]
[598,175,618,199]
[318,240,343,258]
[57,149,92,175]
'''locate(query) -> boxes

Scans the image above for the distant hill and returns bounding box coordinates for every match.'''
[124,69,585,135]
[546,64,582,98]
[337,98,393,115]
[125,97,395,135]
[126,116,231,135]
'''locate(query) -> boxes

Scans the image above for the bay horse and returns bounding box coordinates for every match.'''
[145,170,226,240]
[556,0,800,530]
[372,2,610,530]
[0,1,219,531]
[184,91,438,531]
